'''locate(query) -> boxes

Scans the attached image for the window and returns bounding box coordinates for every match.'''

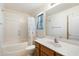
[37,14,44,30]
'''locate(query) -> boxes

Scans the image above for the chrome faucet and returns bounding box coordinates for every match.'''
[54,38,58,43]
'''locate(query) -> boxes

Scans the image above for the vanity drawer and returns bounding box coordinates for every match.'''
[40,45,54,56]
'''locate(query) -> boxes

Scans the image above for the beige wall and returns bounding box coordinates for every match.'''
[0,7,4,55]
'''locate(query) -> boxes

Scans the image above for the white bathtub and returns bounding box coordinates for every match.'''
[1,42,28,56]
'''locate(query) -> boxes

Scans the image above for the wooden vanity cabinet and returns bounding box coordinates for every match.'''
[35,42,40,56]
[35,42,63,56]
[40,44,55,56]
[54,52,63,56]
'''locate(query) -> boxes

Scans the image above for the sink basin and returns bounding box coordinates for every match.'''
[53,43,61,47]
[39,37,61,47]
[46,40,61,47]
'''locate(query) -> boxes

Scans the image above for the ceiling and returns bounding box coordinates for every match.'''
[3,3,49,16]
[46,3,79,16]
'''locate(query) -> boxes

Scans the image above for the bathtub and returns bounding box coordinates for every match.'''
[1,42,28,56]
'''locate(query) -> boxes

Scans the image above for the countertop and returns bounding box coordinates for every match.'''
[35,38,79,56]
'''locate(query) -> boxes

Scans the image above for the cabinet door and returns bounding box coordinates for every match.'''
[40,51,47,56]
[35,48,40,56]
[35,42,40,56]
[40,45,54,56]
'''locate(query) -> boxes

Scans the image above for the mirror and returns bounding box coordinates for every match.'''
[45,3,79,40]
[46,11,67,38]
